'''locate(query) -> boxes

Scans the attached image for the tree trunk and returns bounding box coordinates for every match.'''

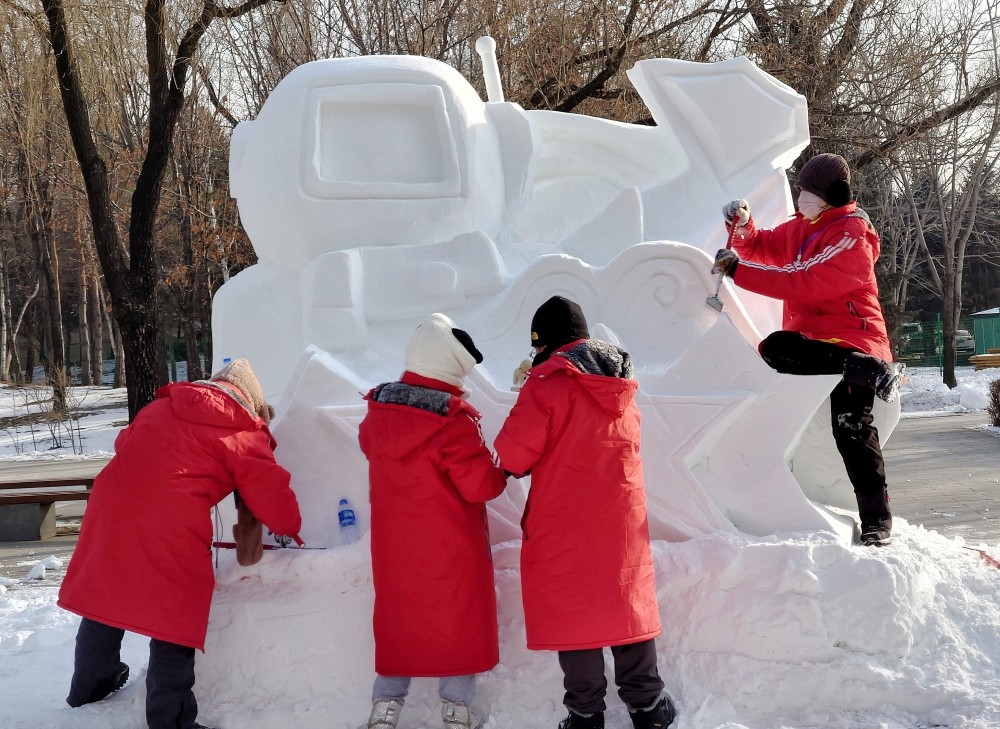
[110,316,126,389]
[0,253,7,383]
[38,241,67,413]
[90,270,104,385]
[78,247,92,386]
[24,306,36,383]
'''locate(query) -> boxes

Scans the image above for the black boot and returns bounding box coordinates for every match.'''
[66,662,129,708]
[860,526,892,547]
[843,352,902,403]
[629,696,676,729]
[558,710,604,729]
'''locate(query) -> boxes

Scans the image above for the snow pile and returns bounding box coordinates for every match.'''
[194,526,1000,729]
[900,367,998,416]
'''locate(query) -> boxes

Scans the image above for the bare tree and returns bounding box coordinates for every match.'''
[39,0,287,419]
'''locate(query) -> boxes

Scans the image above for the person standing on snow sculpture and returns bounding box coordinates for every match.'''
[58,358,302,729]
[712,152,899,547]
[494,296,677,729]
[358,313,508,729]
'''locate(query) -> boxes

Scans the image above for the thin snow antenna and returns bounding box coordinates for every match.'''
[475,36,504,103]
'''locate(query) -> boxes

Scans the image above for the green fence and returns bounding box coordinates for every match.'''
[897,316,976,369]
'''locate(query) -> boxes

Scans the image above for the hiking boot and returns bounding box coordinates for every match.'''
[366,698,404,729]
[843,353,903,403]
[861,528,892,547]
[66,661,129,707]
[629,696,677,729]
[441,700,484,729]
[558,709,604,729]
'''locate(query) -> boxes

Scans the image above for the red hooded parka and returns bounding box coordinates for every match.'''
[494,343,661,651]
[58,382,302,650]
[731,202,893,362]
[358,374,507,677]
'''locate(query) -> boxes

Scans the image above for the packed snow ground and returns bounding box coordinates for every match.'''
[0,366,998,729]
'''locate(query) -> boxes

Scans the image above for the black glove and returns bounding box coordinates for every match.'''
[712,249,740,277]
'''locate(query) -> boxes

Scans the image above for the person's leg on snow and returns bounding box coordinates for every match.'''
[830,381,892,545]
[843,351,903,403]
[759,331,901,403]
[66,617,129,708]
[145,637,198,729]
[758,331,851,376]
[557,648,607,727]
[610,640,675,729]
[367,675,410,728]
[439,674,483,729]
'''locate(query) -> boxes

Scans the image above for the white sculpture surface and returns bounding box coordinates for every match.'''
[212,40,899,549]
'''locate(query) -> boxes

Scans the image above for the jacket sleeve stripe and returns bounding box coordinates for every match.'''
[738,233,857,274]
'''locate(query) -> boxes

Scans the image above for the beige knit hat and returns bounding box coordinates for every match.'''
[404,313,483,390]
[210,358,270,420]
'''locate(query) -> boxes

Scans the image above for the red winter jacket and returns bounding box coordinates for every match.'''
[494,341,661,651]
[358,373,507,677]
[58,382,302,650]
[731,202,893,362]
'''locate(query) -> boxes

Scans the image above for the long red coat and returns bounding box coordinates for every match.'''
[731,202,893,362]
[494,345,661,651]
[58,382,302,650]
[358,373,507,677]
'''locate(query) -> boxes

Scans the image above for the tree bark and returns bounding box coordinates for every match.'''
[78,245,92,386]
[90,268,104,385]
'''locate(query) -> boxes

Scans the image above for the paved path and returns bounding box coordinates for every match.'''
[0,414,997,579]
[883,412,999,545]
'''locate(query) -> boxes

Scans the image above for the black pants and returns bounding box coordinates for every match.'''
[759,331,892,531]
[68,617,199,729]
[558,638,664,715]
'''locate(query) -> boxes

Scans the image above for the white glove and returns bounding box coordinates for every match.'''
[722,199,751,227]
[511,359,532,392]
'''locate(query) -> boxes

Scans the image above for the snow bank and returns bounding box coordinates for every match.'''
[188,523,1000,729]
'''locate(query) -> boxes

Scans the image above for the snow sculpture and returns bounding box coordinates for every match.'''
[213,39,899,548]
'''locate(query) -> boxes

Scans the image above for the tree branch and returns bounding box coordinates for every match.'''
[853,76,1000,169]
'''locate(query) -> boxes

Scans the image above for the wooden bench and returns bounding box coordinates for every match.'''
[0,476,97,541]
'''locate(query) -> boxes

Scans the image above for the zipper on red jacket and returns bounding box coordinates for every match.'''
[847,301,869,330]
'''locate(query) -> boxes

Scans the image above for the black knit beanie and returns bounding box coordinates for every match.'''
[530,296,589,350]
[796,153,852,207]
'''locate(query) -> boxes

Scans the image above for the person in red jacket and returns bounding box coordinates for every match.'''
[58,358,302,729]
[358,313,508,729]
[712,153,899,546]
[494,296,676,729]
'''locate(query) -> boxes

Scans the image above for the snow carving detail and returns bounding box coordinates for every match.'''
[212,40,900,549]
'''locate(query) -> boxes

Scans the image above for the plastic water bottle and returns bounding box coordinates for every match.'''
[338,498,360,545]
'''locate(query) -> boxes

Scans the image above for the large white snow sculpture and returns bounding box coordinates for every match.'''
[212,41,899,548]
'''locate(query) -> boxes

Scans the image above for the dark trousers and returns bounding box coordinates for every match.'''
[558,639,664,715]
[759,331,892,531]
[68,617,199,729]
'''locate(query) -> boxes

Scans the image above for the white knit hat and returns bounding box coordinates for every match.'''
[210,358,269,418]
[404,313,483,390]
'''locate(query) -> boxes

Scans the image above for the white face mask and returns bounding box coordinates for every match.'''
[797,189,829,221]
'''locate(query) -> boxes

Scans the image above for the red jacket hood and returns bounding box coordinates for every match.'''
[159,382,270,437]
[531,354,637,418]
[362,385,481,460]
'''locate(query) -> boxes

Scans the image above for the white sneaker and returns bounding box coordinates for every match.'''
[366,698,404,729]
[441,700,484,729]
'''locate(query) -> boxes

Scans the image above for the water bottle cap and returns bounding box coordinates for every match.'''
[223,357,232,364]
[339,498,348,506]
